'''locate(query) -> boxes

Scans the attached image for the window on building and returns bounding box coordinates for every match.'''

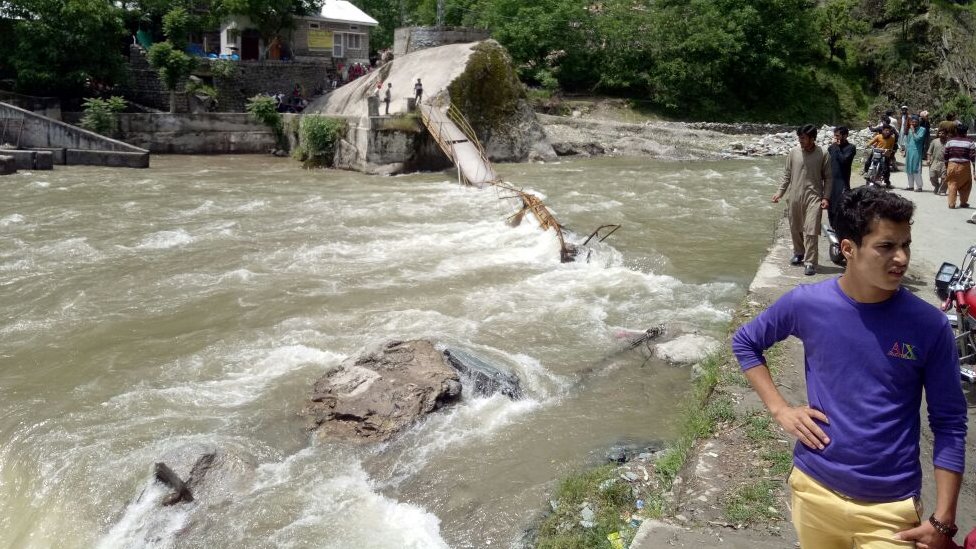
[346,33,363,50]
[309,22,320,29]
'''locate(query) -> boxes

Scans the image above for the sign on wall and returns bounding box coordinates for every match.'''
[308,29,333,49]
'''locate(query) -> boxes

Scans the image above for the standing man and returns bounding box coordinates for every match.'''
[733,185,967,549]
[827,126,856,230]
[383,82,392,115]
[928,128,949,195]
[920,109,933,154]
[772,124,831,276]
[945,123,976,209]
[414,78,424,104]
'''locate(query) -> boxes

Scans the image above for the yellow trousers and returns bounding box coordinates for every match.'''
[789,467,921,548]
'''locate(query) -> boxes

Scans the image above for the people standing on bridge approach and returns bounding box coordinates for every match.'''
[827,126,855,230]
[384,82,392,115]
[414,78,423,104]
[733,186,967,549]
[772,124,831,276]
[928,128,949,195]
[945,123,976,209]
[904,115,928,192]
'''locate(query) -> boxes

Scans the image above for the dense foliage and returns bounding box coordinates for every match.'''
[1,0,973,122]
[356,0,975,123]
[293,115,345,167]
[246,94,286,149]
[0,0,128,97]
[79,96,127,136]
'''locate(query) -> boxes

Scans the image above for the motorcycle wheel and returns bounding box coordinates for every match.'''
[955,314,976,383]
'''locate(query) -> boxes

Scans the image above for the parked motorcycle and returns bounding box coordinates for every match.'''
[935,245,976,383]
[822,223,846,267]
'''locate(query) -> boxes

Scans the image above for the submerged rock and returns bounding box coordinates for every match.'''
[443,348,523,399]
[153,443,255,506]
[301,340,462,443]
[653,334,721,365]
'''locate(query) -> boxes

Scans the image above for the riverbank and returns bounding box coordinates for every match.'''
[631,169,976,548]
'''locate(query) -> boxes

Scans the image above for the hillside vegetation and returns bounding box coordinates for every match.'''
[0,0,973,124]
[361,0,976,124]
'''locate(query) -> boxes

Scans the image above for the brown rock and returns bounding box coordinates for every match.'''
[302,340,462,443]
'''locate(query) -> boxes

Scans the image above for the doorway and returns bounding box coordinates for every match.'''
[241,29,260,60]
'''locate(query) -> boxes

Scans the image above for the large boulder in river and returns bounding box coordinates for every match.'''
[301,340,462,443]
[305,40,556,163]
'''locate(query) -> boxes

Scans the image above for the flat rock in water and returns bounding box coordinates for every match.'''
[443,348,523,400]
[302,340,462,443]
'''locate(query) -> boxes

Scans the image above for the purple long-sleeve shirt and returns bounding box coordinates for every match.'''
[732,278,967,501]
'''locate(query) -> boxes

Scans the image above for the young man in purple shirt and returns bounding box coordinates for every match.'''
[732,186,967,548]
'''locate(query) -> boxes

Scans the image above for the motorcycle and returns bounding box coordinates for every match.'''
[864,147,890,187]
[822,223,846,267]
[935,245,976,383]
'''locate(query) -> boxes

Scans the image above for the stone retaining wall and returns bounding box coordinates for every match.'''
[122,45,332,113]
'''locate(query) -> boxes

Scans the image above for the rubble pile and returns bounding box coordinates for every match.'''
[726,124,875,157]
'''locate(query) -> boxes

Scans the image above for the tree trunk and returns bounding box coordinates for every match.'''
[169,91,177,113]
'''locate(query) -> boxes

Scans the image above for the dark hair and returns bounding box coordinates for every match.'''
[796,124,817,138]
[834,126,849,136]
[885,110,894,116]
[881,124,893,132]
[958,124,970,136]
[834,186,914,247]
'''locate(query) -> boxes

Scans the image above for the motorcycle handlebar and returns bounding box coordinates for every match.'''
[956,290,968,310]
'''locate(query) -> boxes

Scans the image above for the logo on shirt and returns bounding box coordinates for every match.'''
[888,342,917,360]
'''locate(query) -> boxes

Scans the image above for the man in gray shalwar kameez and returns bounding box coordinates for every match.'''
[772,124,832,276]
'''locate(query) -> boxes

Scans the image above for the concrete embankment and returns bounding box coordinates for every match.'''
[0,101,149,168]
[632,168,976,547]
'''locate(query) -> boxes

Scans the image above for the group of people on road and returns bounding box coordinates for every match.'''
[779,112,976,280]
[747,117,976,548]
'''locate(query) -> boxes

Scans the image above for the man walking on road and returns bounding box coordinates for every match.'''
[927,128,949,195]
[945,123,976,209]
[772,124,831,276]
[414,78,423,104]
[383,82,392,115]
[827,126,856,230]
[734,186,967,549]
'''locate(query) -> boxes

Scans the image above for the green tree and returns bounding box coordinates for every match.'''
[647,0,822,119]
[162,6,191,50]
[79,96,127,136]
[220,0,322,43]
[885,0,928,38]
[2,0,127,97]
[147,41,196,112]
[815,0,869,60]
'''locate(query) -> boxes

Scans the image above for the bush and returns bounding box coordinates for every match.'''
[293,115,345,167]
[210,59,239,79]
[79,96,126,136]
[246,94,286,150]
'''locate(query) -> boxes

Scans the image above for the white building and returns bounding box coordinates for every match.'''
[220,0,378,64]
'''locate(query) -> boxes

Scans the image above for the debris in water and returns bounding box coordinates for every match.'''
[154,463,194,506]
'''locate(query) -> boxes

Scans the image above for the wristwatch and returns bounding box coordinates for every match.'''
[929,514,958,538]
